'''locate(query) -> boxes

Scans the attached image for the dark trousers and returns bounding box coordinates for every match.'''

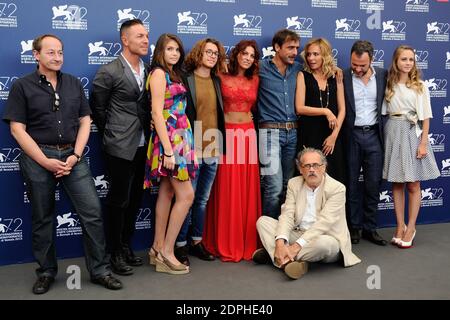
[346,128,383,231]
[19,147,110,279]
[104,147,146,254]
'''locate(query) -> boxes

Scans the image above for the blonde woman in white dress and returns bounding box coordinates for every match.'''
[382,45,439,249]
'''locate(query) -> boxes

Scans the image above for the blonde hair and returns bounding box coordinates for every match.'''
[300,38,335,79]
[385,45,423,102]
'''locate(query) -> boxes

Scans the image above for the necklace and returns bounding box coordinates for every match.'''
[319,82,330,109]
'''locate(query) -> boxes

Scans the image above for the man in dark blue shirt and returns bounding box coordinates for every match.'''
[3,34,122,294]
[257,29,301,219]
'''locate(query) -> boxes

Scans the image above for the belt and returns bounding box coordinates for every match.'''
[259,122,298,130]
[39,143,73,150]
[354,124,377,132]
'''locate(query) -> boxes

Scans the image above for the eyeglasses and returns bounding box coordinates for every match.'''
[53,92,60,112]
[300,163,324,170]
[204,49,220,58]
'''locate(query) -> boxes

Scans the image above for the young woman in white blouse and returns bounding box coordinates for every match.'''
[382,45,440,249]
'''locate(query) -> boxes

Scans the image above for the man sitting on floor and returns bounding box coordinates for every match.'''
[253,147,361,279]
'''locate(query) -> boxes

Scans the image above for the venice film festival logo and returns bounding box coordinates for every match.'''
[77,76,89,99]
[116,8,150,31]
[335,18,361,40]
[405,0,429,13]
[420,187,443,207]
[414,49,429,70]
[443,105,450,124]
[87,41,122,65]
[56,212,82,237]
[312,0,337,9]
[428,132,445,153]
[372,49,385,68]
[360,0,384,11]
[262,46,275,59]
[261,0,288,5]
[135,208,152,230]
[0,75,18,100]
[286,16,313,38]
[233,13,262,37]
[381,20,406,41]
[441,158,450,177]
[0,217,23,242]
[20,39,35,64]
[93,174,109,198]
[176,11,208,35]
[426,21,449,42]
[0,2,18,27]
[378,190,394,210]
[424,78,447,98]
[0,146,20,172]
[51,4,87,30]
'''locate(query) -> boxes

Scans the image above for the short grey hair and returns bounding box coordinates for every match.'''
[296,147,327,167]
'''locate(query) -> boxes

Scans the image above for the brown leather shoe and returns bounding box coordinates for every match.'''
[252,248,271,264]
[284,261,308,280]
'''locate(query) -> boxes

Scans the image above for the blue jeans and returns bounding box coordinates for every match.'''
[19,147,110,279]
[259,128,297,219]
[176,157,219,246]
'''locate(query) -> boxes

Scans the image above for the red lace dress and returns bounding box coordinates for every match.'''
[203,73,262,262]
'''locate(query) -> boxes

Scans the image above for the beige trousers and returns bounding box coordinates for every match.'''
[256,216,340,267]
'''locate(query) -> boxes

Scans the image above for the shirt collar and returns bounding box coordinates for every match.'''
[34,68,62,84]
[352,65,376,81]
[121,53,144,74]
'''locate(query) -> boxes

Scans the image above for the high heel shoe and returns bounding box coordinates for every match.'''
[148,247,158,266]
[398,230,416,249]
[155,254,189,275]
[391,225,407,245]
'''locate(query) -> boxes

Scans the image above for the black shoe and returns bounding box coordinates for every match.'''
[32,276,54,294]
[123,245,143,266]
[362,230,388,246]
[252,248,271,265]
[350,229,361,244]
[110,252,134,275]
[91,275,123,290]
[189,242,215,261]
[175,245,190,266]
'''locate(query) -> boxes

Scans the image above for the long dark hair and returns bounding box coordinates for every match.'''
[228,39,259,79]
[150,33,185,82]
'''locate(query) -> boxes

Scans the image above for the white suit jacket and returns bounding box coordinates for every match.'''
[276,174,361,267]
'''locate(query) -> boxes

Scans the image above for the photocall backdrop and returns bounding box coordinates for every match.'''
[0,0,448,265]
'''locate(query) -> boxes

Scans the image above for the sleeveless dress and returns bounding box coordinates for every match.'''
[297,71,346,184]
[203,73,262,262]
[143,70,197,188]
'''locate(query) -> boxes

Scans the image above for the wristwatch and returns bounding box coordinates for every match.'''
[73,152,81,162]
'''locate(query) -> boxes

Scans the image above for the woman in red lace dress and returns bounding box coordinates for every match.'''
[203,40,261,262]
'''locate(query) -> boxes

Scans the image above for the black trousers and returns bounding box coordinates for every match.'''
[104,147,146,254]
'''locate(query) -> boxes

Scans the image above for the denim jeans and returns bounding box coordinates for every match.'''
[19,146,110,279]
[259,128,297,219]
[176,157,219,246]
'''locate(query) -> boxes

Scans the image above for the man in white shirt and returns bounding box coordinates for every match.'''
[253,148,361,280]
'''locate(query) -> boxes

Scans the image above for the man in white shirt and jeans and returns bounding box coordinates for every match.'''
[253,148,361,280]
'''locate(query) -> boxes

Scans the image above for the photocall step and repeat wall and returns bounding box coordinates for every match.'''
[0,0,449,266]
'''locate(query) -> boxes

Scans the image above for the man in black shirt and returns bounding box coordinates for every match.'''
[3,34,122,294]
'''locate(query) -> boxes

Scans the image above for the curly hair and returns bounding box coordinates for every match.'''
[227,39,260,79]
[385,45,423,103]
[150,33,185,83]
[184,38,226,75]
[300,38,335,79]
